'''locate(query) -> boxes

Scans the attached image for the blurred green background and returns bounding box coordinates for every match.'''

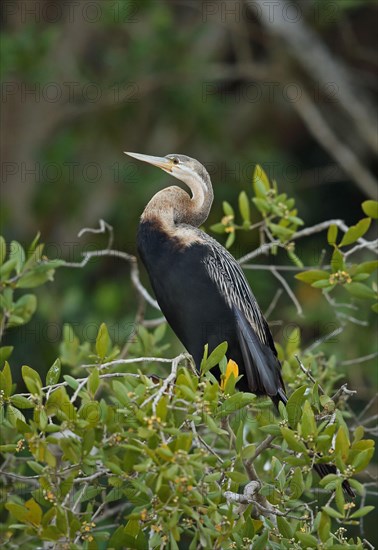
[1,0,377,515]
[0,0,377,544]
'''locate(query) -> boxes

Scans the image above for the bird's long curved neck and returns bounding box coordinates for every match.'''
[141,172,214,230]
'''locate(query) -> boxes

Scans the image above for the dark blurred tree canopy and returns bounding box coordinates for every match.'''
[0,0,377,548]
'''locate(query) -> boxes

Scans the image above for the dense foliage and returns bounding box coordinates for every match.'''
[1,170,377,549]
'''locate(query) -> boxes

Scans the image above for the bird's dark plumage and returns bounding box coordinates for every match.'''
[128,151,354,497]
[137,220,285,403]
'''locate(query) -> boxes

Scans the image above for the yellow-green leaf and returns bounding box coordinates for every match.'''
[286,386,307,428]
[362,200,378,219]
[318,511,331,543]
[46,358,61,386]
[345,282,377,300]
[0,236,6,266]
[281,427,307,453]
[327,224,338,245]
[238,191,250,223]
[335,425,350,462]
[295,270,329,284]
[222,201,234,217]
[339,218,371,247]
[0,361,12,398]
[96,322,110,360]
[350,505,375,519]
[301,400,316,439]
[22,365,42,395]
[331,248,344,272]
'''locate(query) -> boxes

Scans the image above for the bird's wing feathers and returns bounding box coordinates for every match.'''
[233,305,277,396]
[202,238,285,400]
[202,239,273,348]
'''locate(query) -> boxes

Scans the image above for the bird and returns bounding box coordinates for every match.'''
[125,151,354,497]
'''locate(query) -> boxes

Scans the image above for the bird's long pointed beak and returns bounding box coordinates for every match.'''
[124,152,173,173]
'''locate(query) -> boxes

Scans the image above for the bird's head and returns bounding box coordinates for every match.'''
[124,152,213,202]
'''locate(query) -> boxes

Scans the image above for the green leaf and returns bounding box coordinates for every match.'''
[301,401,316,438]
[88,368,100,396]
[6,404,25,426]
[222,201,234,217]
[46,359,61,386]
[287,250,304,268]
[219,392,255,415]
[253,165,270,195]
[201,342,228,374]
[351,448,374,472]
[268,222,294,240]
[335,482,345,515]
[331,247,344,272]
[345,282,377,300]
[290,467,304,499]
[16,260,63,288]
[295,270,329,284]
[22,365,42,395]
[96,322,110,360]
[354,260,378,274]
[5,502,29,523]
[227,470,248,484]
[252,197,270,214]
[281,427,307,453]
[10,394,34,409]
[350,505,375,519]
[63,375,79,390]
[339,218,371,247]
[0,258,17,280]
[0,346,13,366]
[286,386,308,428]
[295,532,318,548]
[210,223,226,234]
[0,236,6,266]
[225,231,235,249]
[327,224,338,245]
[238,191,250,223]
[10,294,37,326]
[10,241,25,274]
[252,528,268,550]
[322,506,344,519]
[361,200,378,219]
[335,425,349,462]
[277,516,293,539]
[0,361,12,398]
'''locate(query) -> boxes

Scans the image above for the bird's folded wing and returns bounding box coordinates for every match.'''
[233,305,284,399]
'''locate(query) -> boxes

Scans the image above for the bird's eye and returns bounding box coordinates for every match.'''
[172,157,179,165]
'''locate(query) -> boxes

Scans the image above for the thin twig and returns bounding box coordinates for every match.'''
[331,384,357,402]
[294,354,325,395]
[247,434,276,463]
[238,218,377,265]
[63,220,160,311]
[82,356,178,370]
[271,267,303,316]
[304,326,344,354]
[264,288,283,319]
[341,352,378,366]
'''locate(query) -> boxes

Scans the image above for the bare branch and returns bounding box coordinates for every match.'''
[304,326,344,353]
[264,288,283,319]
[295,354,325,395]
[271,267,303,316]
[238,218,378,265]
[63,220,160,311]
[331,384,357,402]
